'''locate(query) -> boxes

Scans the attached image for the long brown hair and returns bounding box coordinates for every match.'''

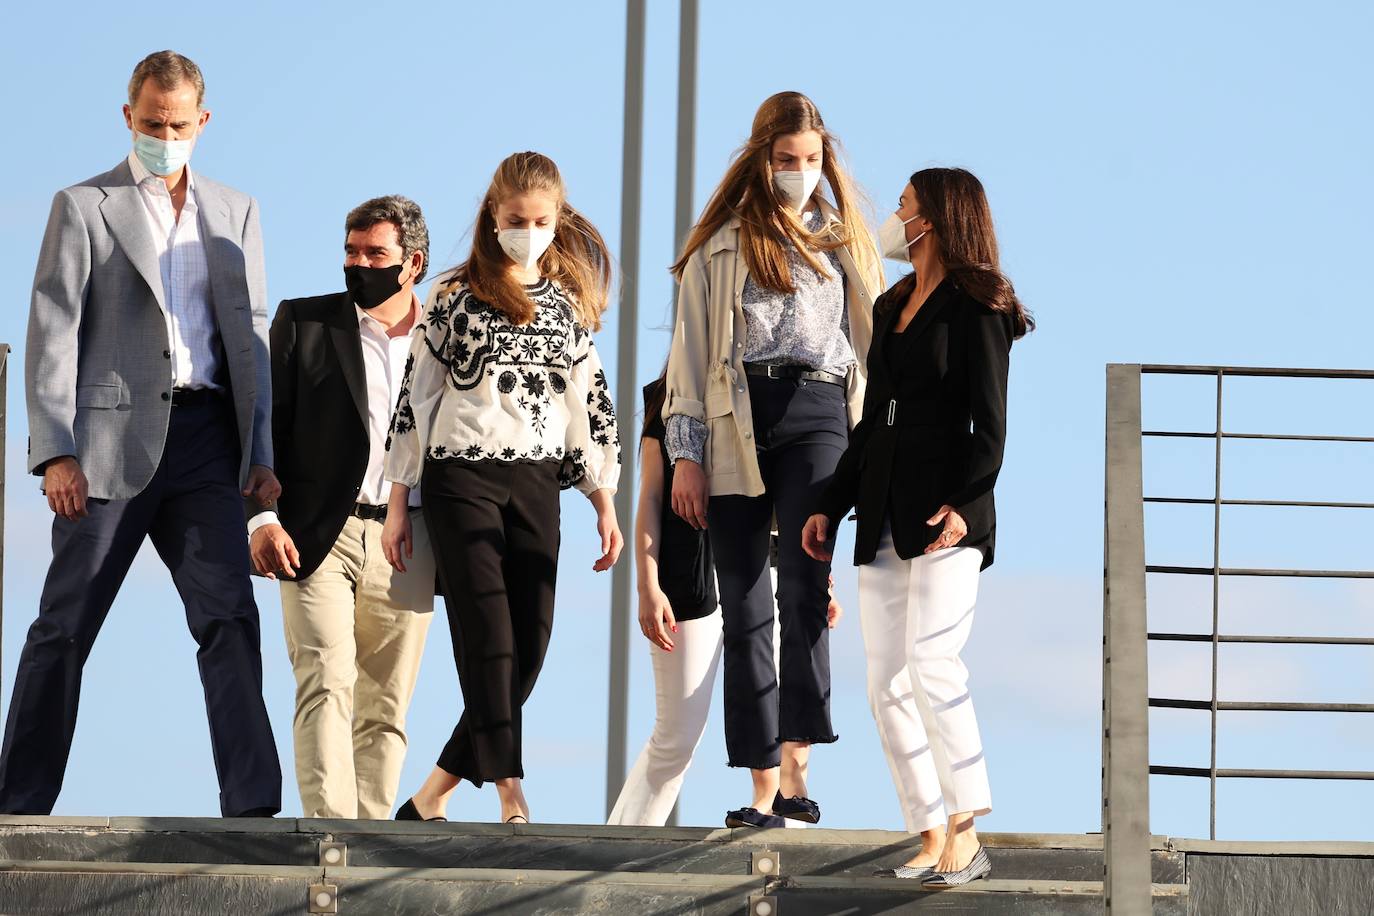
[448,151,612,330]
[905,167,1034,338]
[670,91,879,292]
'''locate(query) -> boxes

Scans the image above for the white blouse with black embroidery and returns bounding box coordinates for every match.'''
[384,277,620,497]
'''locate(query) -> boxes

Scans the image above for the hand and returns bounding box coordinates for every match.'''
[638,588,677,651]
[593,507,624,572]
[250,523,300,580]
[826,574,843,629]
[382,509,413,573]
[925,505,968,554]
[670,459,709,530]
[43,456,89,521]
[801,514,832,562]
[243,464,282,508]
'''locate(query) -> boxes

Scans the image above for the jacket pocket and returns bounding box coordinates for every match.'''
[75,384,121,409]
[703,387,737,476]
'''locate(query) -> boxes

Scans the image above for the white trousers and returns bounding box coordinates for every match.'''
[609,572,781,827]
[858,528,991,834]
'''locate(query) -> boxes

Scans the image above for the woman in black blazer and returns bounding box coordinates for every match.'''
[804,167,1031,887]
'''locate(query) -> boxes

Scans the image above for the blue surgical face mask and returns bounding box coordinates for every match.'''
[133,130,196,176]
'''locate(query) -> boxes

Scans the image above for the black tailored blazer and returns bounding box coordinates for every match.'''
[247,293,372,580]
[817,276,1013,570]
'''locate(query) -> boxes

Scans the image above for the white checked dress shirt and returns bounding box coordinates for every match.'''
[126,152,222,390]
[249,294,422,534]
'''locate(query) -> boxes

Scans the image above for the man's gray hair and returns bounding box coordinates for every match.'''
[129,50,206,108]
[345,195,429,283]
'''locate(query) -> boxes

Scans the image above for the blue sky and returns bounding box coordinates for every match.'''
[1,1,1371,842]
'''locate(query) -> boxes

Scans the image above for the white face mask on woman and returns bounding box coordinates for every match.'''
[773,167,823,211]
[878,211,927,261]
[497,226,556,270]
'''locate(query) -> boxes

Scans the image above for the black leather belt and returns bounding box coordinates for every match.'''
[743,363,846,387]
[351,503,388,522]
[171,387,224,407]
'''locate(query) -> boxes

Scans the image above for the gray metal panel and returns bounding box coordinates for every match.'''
[1187,853,1374,916]
[605,0,648,820]
[1103,364,1153,915]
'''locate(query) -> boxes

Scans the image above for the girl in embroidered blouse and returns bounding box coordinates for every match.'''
[662,91,882,828]
[381,151,622,824]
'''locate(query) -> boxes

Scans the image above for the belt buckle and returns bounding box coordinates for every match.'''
[887,399,897,426]
[766,364,782,379]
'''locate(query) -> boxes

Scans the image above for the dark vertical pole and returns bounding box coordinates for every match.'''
[0,346,8,697]
[606,0,647,819]
[1209,370,1224,839]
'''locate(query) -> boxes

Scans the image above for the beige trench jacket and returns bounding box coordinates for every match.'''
[663,199,883,497]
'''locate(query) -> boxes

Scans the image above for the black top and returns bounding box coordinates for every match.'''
[817,276,1014,570]
[642,380,718,620]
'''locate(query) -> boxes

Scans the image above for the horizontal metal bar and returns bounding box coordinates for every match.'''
[1146,565,1374,579]
[1144,498,1374,509]
[1148,632,1374,646]
[1151,766,1374,780]
[1150,698,1374,713]
[1138,365,1374,380]
[1142,430,1374,443]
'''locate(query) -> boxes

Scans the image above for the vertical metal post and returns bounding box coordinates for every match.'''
[0,346,8,696]
[673,0,699,261]
[1102,364,1152,916]
[606,0,647,819]
[665,0,698,828]
[1209,370,1224,839]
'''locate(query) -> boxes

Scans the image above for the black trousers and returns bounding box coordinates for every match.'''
[0,398,282,816]
[423,458,561,786]
[709,375,847,769]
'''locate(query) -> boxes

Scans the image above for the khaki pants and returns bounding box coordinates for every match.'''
[281,512,434,819]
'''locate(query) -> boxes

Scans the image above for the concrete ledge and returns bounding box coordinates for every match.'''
[0,815,111,828]
[106,816,302,833]
[1170,837,1374,857]
[0,859,321,879]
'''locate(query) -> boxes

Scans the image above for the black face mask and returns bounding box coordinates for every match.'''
[344,264,405,310]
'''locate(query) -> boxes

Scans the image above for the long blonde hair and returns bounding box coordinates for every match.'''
[450,151,612,330]
[671,91,879,291]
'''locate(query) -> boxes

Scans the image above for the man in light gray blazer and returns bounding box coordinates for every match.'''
[0,50,283,817]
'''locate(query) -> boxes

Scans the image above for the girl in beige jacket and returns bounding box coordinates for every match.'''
[662,91,882,829]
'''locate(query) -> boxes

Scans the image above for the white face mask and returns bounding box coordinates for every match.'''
[878,211,927,261]
[497,226,556,270]
[132,130,196,177]
[772,167,823,211]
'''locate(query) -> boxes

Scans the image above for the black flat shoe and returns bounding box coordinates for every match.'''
[922,846,992,887]
[724,807,786,829]
[873,865,934,879]
[395,798,447,822]
[772,790,821,824]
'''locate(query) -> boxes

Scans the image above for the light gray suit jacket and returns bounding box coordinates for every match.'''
[26,159,272,499]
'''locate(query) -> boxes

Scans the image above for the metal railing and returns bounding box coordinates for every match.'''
[1101,363,1374,915]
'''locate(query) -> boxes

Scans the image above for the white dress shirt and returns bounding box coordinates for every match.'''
[126,152,222,390]
[249,293,423,535]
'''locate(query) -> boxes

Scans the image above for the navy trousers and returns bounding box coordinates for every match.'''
[709,375,847,770]
[0,398,282,816]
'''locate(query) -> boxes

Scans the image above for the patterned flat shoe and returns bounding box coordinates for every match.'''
[772,791,821,824]
[724,807,787,829]
[921,845,992,887]
[873,864,934,879]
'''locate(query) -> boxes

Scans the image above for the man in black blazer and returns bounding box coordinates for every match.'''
[247,196,435,819]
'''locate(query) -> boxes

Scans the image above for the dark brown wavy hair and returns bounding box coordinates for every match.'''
[670,91,878,292]
[448,151,612,330]
[900,167,1033,338]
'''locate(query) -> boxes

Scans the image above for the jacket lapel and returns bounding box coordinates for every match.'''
[99,163,166,313]
[881,277,951,377]
[327,298,369,428]
[195,179,248,334]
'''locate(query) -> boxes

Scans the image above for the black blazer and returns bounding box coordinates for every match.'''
[253,293,372,580]
[817,276,1013,570]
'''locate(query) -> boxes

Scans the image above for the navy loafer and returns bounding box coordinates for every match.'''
[725,807,787,829]
[772,791,821,824]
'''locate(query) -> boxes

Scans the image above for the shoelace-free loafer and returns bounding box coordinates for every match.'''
[921,845,992,887]
[724,806,787,829]
[772,790,821,824]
